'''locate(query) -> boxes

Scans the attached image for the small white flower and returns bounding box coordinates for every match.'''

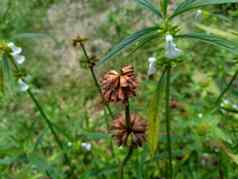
[67,142,73,147]
[165,34,182,59]
[81,142,92,151]
[147,56,157,76]
[8,42,22,55]
[232,104,238,110]
[14,55,25,64]
[223,99,230,105]
[7,42,25,65]
[195,9,203,19]
[220,103,224,107]
[18,79,29,92]
[198,113,203,118]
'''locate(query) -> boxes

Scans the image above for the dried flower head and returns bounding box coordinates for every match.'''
[101,65,138,103]
[72,35,88,47]
[111,113,147,148]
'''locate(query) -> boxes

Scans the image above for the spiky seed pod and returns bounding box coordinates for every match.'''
[111,113,147,148]
[101,65,138,103]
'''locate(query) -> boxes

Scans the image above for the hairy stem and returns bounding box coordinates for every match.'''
[165,64,172,179]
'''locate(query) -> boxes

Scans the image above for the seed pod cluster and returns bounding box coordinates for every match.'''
[111,113,147,148]
[101,65,138,103]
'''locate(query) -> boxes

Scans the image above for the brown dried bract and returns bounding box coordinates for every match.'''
[101,65,138,103]
[111,113,147,148]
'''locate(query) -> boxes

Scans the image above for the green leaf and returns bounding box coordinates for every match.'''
[0,62,4,94]
[147,69,166,156]
[2,54,15,94]
[160,0,169,16]
[97,26,159,65]
[135,0,162,17]
[195,23,238,40]
[172,0,238,17]
[177,33,238,53]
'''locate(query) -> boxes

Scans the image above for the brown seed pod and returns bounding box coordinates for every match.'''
[111,113,147,148]
[101,65,138,103]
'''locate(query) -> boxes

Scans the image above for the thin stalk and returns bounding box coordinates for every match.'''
[215,70,238,105]
[125,99,131,129]
[165,64,172,179]
[79,42,114,119]
[78,42,114,154]
[10,58,74,177]
[118,147,133,179]
[27,90,70,162]
[118,99,133,179]
[209,70,238,114]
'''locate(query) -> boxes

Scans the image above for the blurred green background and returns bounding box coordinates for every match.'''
[0,0,238,178]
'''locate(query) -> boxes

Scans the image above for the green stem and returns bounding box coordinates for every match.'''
[210,70,238,114]
[118,99,133,179]
[165,64,172,179]
[118,147,133,179]
[10,57,74,177]
[215,70,238,105]
[78,42,114,155]
[125,100,131,129]
[79,42,114,119]
[27,89,74,176]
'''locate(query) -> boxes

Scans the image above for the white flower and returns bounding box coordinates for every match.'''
[165,34,182,59]
[67,142,73,147]
[18,79,29,92]
[147,56,157,76]
[81,142,92,151]
[195,9,202,19]
[7,42,25,64]
[198,113,203,118]
[232,104,238,110]
[223,99,230,105]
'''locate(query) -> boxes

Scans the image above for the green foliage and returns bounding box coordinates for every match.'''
[147,70,166,156]
[172,0,238,17]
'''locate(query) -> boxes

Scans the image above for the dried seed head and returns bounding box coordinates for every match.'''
[101,65,138,103]
[111,113,147,148]
[72,35,88,47]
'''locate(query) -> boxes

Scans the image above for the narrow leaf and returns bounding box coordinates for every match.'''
[161,0,169,16]
[135,0,162,17]
[196,23,238,40]
[0,59,4,94]
[147,69,166,156]
[2,54,15,94]
[172,0,238,17]
[177,33,238,53]
[97,26,159,65]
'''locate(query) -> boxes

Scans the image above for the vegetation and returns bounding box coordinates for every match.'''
[0,0,238,178]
